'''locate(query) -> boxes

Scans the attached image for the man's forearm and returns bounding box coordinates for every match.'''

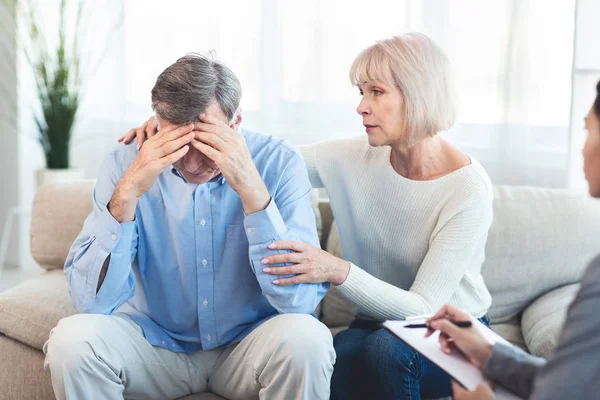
[239,185,271,215]
[108,184,138,222]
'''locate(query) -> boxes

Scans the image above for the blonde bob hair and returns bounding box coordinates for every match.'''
[350,33,457,144]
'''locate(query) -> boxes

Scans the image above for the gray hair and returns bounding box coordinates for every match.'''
[151,53,242,124]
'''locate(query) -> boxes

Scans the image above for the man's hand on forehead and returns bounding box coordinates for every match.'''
[118,111,240,151]
[192,113,238,139]
[189,113,270,214]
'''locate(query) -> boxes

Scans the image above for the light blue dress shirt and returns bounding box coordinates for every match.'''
[64,128,328,353]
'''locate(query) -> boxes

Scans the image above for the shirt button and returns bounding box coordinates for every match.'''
[206,334,212,341]
[200,219,206,226]
[202,259,208,266]
[110,234,117,241]
[246,227,253,234]
[162,341,166,345]
[203,299,208,307]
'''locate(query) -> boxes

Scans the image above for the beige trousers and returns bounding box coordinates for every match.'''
[43,313,335,400]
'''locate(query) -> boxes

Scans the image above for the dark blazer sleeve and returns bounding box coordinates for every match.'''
[483,343,546,398]
[483,256,600,399]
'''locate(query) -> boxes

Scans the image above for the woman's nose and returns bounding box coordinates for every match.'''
[356,98,370,116]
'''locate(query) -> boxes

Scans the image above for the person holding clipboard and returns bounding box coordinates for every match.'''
[426,81,600,399]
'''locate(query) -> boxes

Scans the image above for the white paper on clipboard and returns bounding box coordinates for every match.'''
[382,319,523,399]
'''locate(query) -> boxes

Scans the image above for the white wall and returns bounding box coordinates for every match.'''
[0,2,20,268]
[568,0,600,189]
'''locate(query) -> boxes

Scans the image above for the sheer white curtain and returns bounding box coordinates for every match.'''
[121,0,576,187]
[7,0,578,269]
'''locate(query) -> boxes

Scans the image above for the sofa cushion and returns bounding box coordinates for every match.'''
[0,334,55,399]
[521,283,579,358]
[319,222,357,328]
[0,270,76,350]
[490,322,526,350]
[483,186,600,323]
[31,181,96,270]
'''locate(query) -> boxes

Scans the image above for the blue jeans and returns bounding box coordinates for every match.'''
[331,316,491,400]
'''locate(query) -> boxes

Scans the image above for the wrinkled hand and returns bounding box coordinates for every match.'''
[425,304,493,369]
[110,123,194,222]
[118,116,158,150]
[191,114,270,214]
[452,381,496,400]
[261,241,351,286]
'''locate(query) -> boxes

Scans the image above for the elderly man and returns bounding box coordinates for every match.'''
[43,54,334,400]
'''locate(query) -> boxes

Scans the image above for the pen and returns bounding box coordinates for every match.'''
[404,320,472,329]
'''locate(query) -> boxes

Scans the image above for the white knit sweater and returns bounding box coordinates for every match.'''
[300,136,493,321]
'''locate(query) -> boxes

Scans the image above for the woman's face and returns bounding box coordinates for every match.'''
[356,80,405,147]
[583,105,600,197]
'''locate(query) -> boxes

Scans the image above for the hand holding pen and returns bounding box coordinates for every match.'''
[423,304,493,369]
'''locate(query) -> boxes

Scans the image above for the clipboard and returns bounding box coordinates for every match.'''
[382,318,523,399]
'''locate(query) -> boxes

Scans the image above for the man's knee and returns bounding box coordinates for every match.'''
[268,314,335,368]
[44,314,113,371]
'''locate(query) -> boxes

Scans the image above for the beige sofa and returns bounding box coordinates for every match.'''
[1,181,600,399]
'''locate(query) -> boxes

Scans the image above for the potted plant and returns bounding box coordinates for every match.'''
[21,0,85,187]
[3,0,121,188]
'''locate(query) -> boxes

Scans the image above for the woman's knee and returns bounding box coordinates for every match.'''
[331,329,371,400]
[333,328,370,361]
[363,329,420,374]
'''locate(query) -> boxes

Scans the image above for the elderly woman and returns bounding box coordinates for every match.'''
[428,81,600,400]
[120,33,493,399]
[261,33,494,399]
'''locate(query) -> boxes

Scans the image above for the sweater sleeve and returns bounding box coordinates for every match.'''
[298,144,324,189]
[335,189,492,320]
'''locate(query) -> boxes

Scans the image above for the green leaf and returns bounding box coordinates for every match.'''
[5,0,121,168]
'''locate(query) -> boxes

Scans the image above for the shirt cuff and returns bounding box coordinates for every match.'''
[243,198,287,244]
[94,204,136,252]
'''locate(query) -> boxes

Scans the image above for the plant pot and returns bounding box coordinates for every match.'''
[36,168,85,189]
